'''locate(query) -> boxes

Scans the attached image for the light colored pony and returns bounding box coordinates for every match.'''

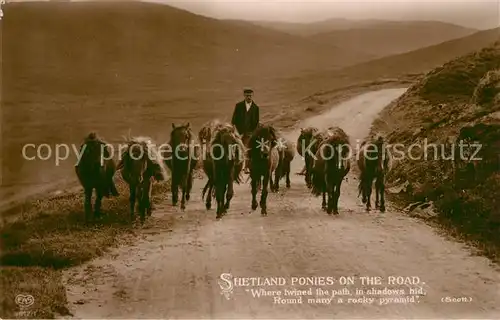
[118,135,168,223]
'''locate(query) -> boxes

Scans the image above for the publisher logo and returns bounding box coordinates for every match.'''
[15,294,35,309]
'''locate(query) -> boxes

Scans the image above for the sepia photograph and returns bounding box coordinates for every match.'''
[1,0,499,318]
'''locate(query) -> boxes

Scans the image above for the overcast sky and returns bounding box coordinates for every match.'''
[9,0,500,29]
[147,0,500,29]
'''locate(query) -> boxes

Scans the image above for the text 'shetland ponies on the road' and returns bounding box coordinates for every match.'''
[218,273,473,306]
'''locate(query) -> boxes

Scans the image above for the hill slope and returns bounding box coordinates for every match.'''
[2,1,370,100]
[250,18,383,36]
[1,1,373,196]
[371,41,500,259]
[282,27,500,95]
[310,21,476,57]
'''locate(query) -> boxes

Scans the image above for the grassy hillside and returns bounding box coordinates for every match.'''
[251,18,383,36]
[3,1,369,100]
[1,0,371,199]
[285,28,500,95]
[371,41,500,260]
[310,21,476,58]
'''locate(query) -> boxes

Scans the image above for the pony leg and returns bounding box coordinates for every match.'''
[332,181,342,215]
[378,176,386,212]
[322,192,327,211]
[171,178,178,206]
[322,174,327,211]
[285,162,291,188]
[137,185,146,224]
[273,164,280,192]
[129,184,136,221]
[251,176,259,211]
[326,177,334,215]
[204,180,213,210]
[84,187,93,222]
[375,175,380,209]
[224,169,235,213]
[147,179,153,216]
[225,179,234,213]
[260,173,270,216]
[365,178,373,212]
[269,172,275,193]
[186,170,193,201]
[94,189,103,219]
[305,157,312,188]
[215,182,226,219]
[180,179,187,211]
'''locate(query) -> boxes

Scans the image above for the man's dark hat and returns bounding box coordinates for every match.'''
[243,88,253,94]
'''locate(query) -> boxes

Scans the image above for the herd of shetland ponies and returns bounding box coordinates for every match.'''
[75,120,391,223]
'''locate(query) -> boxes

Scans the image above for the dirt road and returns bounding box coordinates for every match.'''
[62,88,500,319]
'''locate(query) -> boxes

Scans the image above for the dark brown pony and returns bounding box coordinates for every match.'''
[248,124,279,216]
[274,135,295,190]
[357,135,391,212]
[165,122,198,210]
[311,127,351,214]
[75,132,119,221]
[308,128,333,209]
[118,136,168,223]
[297,127,319,188]
[199,120,222,210]
[209,123,245,219]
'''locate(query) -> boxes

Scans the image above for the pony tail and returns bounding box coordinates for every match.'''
[310,157,323,197]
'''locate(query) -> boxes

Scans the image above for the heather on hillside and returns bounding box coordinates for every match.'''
[372,41,500,260]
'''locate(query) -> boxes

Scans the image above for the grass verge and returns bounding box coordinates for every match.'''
[0,178,171,318]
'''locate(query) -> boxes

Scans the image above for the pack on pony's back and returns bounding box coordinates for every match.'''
[357,133,391,212]
[208,122,246,219]
[310,126,351,214]
[75,132,119,221]
[118,135,169,223]
[198,119,222,145]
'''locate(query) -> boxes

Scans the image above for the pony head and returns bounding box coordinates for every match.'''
[171,122,192,154]
[80,132,109,170]
[250,125,278,159]
[121,138,151,185]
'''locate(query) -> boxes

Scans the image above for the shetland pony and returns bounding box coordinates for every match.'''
[357,135,391,212]
[310,127,351,214]
[118,136,168,223]
[199,120,222,210]
[75,132,119,221]
[274,135,295,191]
[248,124,279,216]
[296,127,319,188]
[209,123,245,219]
[165,122,198,210]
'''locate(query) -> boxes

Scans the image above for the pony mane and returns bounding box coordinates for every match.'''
[122,136,169,181]
[209,123,239,146]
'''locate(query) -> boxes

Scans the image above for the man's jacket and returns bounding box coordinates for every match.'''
[231,100,259,136]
